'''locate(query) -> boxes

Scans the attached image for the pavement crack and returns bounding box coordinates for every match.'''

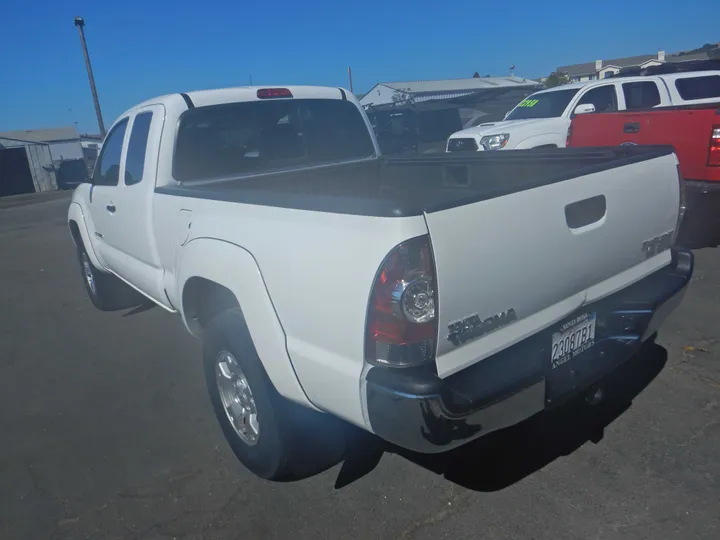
[677,419,720,448]
[395,487,472,540]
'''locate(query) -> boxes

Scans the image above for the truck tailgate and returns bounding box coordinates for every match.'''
[568,104,720,182]
[426,153,680,378]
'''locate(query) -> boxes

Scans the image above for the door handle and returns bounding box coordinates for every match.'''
[623,122,640,134]
[106,204,116,214]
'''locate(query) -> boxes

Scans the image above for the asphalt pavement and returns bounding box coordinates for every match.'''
[0,192,718,540]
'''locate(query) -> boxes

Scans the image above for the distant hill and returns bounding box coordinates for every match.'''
[676,42,720,56]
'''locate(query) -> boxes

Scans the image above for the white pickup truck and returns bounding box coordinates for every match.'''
[446,70,720,152]
[68,85,693,480]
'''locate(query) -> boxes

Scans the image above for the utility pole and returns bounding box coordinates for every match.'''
[74,17,106,137]
[347,66,354,94]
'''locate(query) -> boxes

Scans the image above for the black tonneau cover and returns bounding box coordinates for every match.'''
[155,146,675,217]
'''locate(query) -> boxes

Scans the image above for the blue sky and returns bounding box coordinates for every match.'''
[1,0,717,133]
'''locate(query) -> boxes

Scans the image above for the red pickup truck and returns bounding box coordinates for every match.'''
[567,102,720,247]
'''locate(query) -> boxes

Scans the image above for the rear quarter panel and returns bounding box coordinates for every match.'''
[152,192,428,426]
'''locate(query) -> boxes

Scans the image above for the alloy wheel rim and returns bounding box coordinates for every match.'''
[82,257,96,296]
[215,351,259,445]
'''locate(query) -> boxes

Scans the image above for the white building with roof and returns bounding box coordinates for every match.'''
[0,136,57,196]
[557,43,720,82]
[358,76,544,153]
[0,126,88,196]
[360,76,542,108]
[0,127,84,165]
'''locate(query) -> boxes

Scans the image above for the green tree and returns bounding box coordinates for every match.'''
[544,71,572,88]
[391,88,415,106]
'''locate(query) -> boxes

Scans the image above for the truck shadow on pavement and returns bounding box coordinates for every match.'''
[122,302,157,317]
[337,343,668,491]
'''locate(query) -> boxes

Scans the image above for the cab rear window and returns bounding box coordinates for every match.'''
[674,75,720,101]
[173,99,375,182]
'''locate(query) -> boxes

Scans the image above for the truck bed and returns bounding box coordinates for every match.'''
[155,146,675,217]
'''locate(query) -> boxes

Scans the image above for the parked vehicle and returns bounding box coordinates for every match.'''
[567,73,720,247]
[68,85,692,481]
[446,70,720,153]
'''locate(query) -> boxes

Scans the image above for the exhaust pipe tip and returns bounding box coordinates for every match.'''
[585,385,604,406]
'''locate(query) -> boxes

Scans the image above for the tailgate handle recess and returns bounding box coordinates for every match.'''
[565,195,606,229]
[623,122,640,133]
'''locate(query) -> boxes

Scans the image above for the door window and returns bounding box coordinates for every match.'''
[577,86,618,113]
[93,119,128,186]
[124,112,153,186]
[622,81,661,109]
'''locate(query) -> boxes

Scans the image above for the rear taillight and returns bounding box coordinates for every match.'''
[257,88,293,99]
[565,125,573,147]
[708,126,720,167]
[365,235,438,368]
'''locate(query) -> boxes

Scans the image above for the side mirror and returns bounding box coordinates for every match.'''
[573,103,596,115]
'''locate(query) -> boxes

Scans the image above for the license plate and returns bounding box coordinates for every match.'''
[551,313,596,369]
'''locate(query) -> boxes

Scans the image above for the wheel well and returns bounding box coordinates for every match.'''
[182,277,240,333]
[68,220,82,248]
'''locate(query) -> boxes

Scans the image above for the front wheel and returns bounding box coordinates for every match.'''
[77,247,142,311]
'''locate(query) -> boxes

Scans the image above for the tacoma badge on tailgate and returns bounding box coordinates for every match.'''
[642,230,674,259]
[447,309,517,346]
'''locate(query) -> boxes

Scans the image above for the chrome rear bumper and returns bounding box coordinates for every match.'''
[363,249,693,453]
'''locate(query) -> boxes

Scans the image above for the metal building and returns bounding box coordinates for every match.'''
[0,127,89,196]
[0,137,57,197]
[0,127,85,165]
[361,76,541,108]
[359,76,543,154]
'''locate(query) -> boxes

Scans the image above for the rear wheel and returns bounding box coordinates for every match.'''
[77,247,142,311]
[203,309,346,480]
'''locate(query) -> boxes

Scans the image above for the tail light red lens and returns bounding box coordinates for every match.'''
[257,88,293,99]
[708,126,720,167]
[565,125,573,147]
[365,236,438,368]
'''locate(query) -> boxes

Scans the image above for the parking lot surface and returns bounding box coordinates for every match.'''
[1,193,719,540]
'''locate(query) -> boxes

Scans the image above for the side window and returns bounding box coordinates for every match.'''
[577,86,618,113]
[93,119,128,186]
[124,112,153,186]
[675,75,720,101]
[623,82,661,109]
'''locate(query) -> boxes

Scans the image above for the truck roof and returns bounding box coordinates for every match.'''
[121,85,352,118]
[535,71,720,96]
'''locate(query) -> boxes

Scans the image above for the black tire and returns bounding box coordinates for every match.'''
[77,247,142,311]
[202,309,346,481]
